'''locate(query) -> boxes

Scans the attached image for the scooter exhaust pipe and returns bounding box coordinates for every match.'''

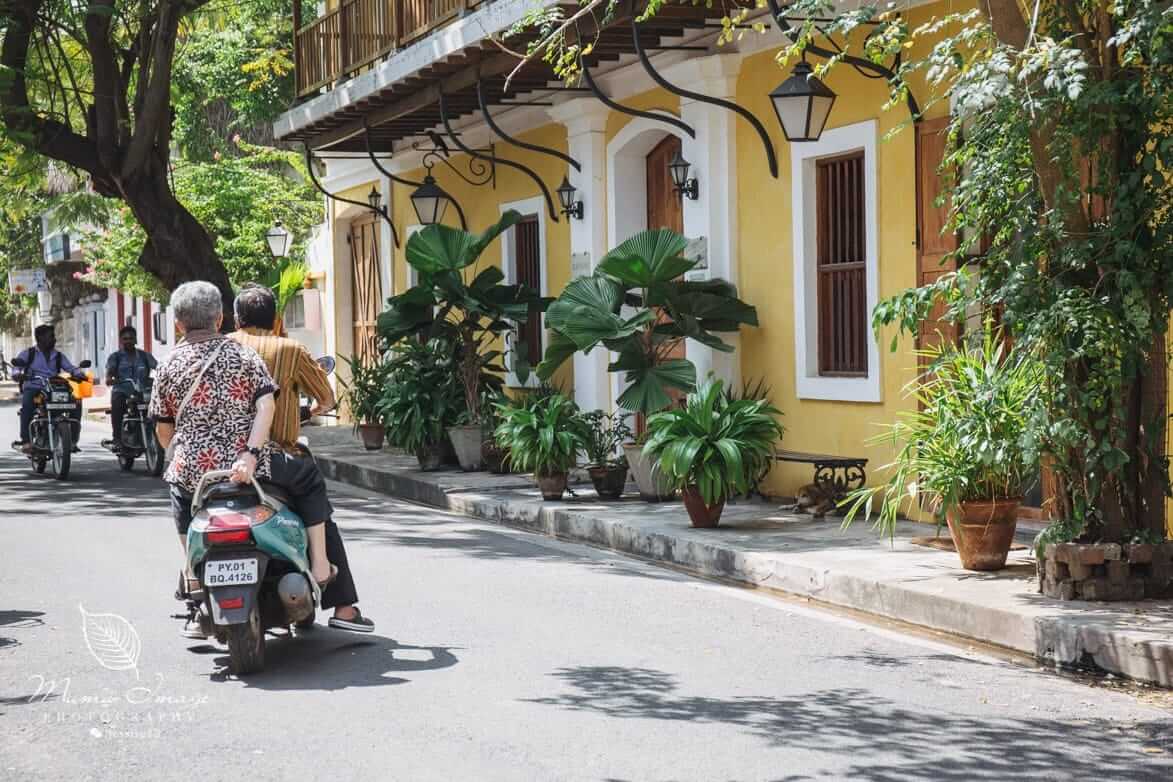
[277,573,314,622]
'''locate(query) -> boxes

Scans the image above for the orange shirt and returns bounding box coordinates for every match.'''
[229,328,333,452]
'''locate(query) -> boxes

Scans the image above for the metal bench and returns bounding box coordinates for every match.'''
[774,450,868,503]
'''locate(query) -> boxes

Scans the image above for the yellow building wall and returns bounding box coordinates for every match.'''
[389,122,574,391]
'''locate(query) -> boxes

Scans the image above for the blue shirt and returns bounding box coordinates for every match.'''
[15,347,79,385]
[106,348,157,388]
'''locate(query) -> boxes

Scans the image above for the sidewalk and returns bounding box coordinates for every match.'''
[309,427,1173,687]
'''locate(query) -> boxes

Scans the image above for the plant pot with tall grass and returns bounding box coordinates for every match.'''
[644,376,784,528]
[375,338,463,471]
[494,392,587,501]
[340,355,393,451]
[582,410,633,500]
[843,333,1041,571]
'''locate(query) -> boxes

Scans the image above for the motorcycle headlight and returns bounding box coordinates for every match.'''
[51,391,72,403]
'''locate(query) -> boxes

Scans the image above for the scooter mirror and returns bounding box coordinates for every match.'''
[315,356,336,375]
[78,360,92,369]
[11,357,27,368]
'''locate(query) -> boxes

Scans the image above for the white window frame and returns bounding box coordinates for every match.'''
[791,119,882,403]
[499,196,547,388]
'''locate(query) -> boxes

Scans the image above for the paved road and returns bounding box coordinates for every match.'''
[1,405,1172,781]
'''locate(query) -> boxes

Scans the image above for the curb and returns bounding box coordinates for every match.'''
[316,447,1173,687]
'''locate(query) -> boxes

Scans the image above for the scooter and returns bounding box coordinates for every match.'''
[101,377,165,476]
[9,357,92,480]
[179,470,321,675]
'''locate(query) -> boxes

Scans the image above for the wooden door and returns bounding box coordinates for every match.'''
[646,135,686,368]
[348,216,383,367]
[513,215,543,370]
[646,135,683,233]
[915,116,958,361]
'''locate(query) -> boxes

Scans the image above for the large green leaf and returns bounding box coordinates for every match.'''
[616,358,697,414]
[536,330,579,379]
[406,210,524,275]
[597,229,693,287]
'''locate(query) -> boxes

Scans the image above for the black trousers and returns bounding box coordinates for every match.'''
[110,391,128,441]
[171,450,359,608]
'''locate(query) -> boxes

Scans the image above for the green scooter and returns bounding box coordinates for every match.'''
[180,470,321,675]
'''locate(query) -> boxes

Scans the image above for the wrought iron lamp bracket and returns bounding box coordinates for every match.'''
[437,88,561,223]
[631,19,779,179]
[304,144,400,248]
[766,0,920,120]
[361,121,470,230]
[477,80,581,173]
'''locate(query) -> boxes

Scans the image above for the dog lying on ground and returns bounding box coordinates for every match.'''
[785,483,837,518]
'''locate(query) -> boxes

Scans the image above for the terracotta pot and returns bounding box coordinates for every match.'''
[536,471,568,501]
[415,441,446,472]
[482,441,511,474]
[357,423,385,451]
[588,465,628,500]
[446,425,485,471]
[681,485,726,528]
[623,443,676,502]
[946,498,1021,571]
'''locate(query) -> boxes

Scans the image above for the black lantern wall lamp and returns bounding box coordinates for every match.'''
[668,150,699,201]
[764,0,920,143]
[556,177,584,220]
[410,173,452,226]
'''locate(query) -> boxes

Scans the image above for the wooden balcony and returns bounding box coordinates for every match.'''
[295,0,492,98]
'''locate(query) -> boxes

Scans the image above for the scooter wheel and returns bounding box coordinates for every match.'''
[225,604,265,675]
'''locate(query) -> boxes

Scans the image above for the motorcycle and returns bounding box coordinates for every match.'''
[10,357,91,480]
[179,470,321,675]
[101,377,165,476]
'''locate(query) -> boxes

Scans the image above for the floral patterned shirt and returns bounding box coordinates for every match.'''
[148,335,278,492]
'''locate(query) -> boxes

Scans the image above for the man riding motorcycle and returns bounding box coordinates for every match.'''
[229,284,374,633]
[104,325,157,451]
[12,325,87,453]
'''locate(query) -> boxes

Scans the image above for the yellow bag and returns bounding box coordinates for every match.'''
[68,371,94,399]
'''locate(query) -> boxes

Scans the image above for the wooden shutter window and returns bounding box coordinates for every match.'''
[514,216,542,365]
[816,151,867,377]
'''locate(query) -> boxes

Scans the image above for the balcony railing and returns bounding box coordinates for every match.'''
[295,0,490,98]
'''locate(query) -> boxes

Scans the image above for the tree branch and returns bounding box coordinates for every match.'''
[122,0,183,177]
[84,0,124,175]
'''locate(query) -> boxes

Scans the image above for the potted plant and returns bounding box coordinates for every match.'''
[643,376,784,527]
[842,334,1042,570]
[378,211,546,471]
[581,410,633,499]
[494,392,587,500]
[537,228,758,501]
[376,338,462,471]
[479,389,512,473]
[339,354,391,450]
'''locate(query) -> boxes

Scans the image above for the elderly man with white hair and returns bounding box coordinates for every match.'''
[150,281,374,638]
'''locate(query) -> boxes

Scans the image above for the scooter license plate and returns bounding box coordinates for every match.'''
[204,558,258,586]
[46,403,76,410]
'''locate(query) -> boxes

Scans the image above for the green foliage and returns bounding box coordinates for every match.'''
[643,375,785,506]
[843,333,1045,540]
[377,211,548,423]
[539,228,758,416]
[265,260,309,318]
[493,392,588,476]
[377,339,464,455]
[580,409,633,467]
[339,354,393,427]
[81,144,319,298]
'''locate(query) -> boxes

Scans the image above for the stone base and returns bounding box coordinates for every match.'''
[1040,542,1173,601]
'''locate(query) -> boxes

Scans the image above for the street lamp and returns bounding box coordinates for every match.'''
[265,220,292,259]
[769,59,837,143]
[667,150,699,201]
[556,176,584,220]
[367,185,382,212]
[410,174,451,226]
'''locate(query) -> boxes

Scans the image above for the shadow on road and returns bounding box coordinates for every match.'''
[0,451,169,518]
[526,665,1173,781]
[0,609,45,653]
[193,629,459,692]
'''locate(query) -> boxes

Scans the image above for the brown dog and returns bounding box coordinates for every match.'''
[789,482,837,518]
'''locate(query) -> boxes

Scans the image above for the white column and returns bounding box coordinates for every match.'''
[548,99,611,412]
[670,55,743,389]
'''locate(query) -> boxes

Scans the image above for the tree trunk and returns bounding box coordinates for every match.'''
[123,170,236,329]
